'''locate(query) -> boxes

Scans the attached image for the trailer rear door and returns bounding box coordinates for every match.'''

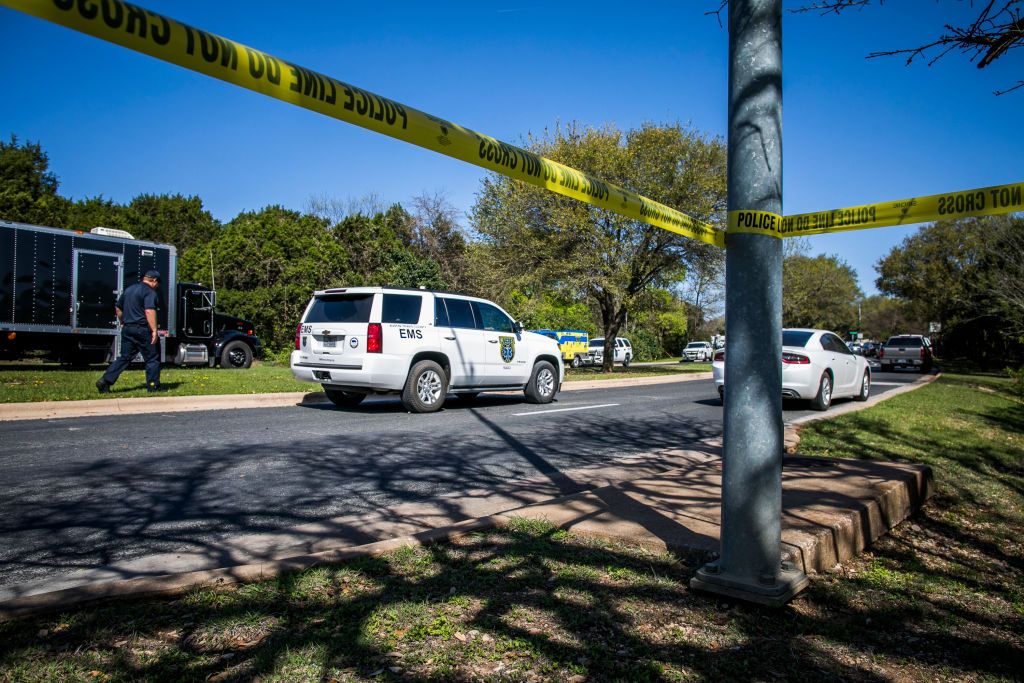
[73,250,121,330]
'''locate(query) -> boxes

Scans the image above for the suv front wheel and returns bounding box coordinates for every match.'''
[402,360,448,413]
[524,360,557,404]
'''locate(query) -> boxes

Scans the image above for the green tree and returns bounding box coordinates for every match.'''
[472,122,726,371]
[0,135,69,225]
[504,290,593,331]
[409,192,470,292]
[877,216,1022,359]
[331,204,445,289]
[979,215,1024,340]
[858,295,921,342]
[128,193,220,251]
[179,206,350,350]
[63,196,134,233]
[630,288,689,358]
[782,253,862,333]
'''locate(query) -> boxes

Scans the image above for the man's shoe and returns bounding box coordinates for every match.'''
[146,383,167,393]
[96,379,110,394]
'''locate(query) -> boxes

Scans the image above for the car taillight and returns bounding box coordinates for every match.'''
[714,350,725,362]
[367,322,382,353]
[294,323,302,350]
[879,348,885,358]
[920,347,926,359]
[782,352,810,364]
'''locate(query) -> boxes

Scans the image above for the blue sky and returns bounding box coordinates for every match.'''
[2,1,1021,296]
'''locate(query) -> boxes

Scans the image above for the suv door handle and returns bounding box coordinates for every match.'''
[489,339,499,343]
[444,336,456,341]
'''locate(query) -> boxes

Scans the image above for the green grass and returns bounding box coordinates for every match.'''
[0,358,704,403]
[0,360,310,402]
[1,372,1022,680]
[564,362,709,381]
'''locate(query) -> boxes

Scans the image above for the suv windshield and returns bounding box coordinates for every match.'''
[589,339,604,349]
[686,343,705,349]
[306,294,373,323]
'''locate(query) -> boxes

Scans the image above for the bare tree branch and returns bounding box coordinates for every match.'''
[787,0,1024,94]
[705,0,728,28]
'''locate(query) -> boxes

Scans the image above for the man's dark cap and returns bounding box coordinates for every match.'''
[144,269,161,280]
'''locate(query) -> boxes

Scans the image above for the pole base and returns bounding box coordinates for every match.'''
[690,561,809,607]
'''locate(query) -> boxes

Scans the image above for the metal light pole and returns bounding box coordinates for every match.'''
[690,0,808,606]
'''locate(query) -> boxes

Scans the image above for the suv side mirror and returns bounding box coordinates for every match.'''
[514,320,524,333]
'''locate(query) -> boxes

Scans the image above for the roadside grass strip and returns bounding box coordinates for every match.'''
[0,360,704,403]
[0,373,1022,680]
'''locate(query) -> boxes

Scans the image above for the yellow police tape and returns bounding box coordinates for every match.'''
[727,181,1023,240]
[1,0,725,249]
[727,210,784,237]
[780,181,1023,237]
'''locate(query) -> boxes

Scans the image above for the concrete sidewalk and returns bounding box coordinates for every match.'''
[0,370,937,619]
[0,448,933,619]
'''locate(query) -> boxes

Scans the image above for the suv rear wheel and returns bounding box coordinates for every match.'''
[324,387,366,408]
[524,360,557,404]
[402,360,448,413]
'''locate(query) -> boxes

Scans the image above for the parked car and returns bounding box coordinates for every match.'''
[847,342,864,355]
[879,334,933,372]
[681,341,713,362]
[712,328,871,411]
[861,341,879,358]
[291,287,563,412]
[585,337,633,367]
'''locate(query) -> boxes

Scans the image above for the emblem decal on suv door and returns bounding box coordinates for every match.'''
[500,336,515,363]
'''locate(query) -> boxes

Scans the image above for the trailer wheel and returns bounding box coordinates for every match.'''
[220,340,253,369]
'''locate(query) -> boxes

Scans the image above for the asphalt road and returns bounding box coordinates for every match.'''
[0,371,920,598]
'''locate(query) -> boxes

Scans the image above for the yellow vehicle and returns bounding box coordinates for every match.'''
[531,329,590,368]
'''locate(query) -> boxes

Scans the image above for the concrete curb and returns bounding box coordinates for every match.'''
[0,371,711,422]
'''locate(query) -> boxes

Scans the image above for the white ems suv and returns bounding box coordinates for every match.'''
[291,287,564,413]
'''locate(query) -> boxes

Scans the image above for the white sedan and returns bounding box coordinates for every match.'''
[712,328,871,411]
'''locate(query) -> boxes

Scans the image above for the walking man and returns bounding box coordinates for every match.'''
[96,269,163,393]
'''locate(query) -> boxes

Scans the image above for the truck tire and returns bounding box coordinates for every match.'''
[623,354,631,368]
[324,387,366,408]
[220,340,253,369]
[401,360,448,413]
[880,363,892,372]
[524,360,557,404]
[810,372,833,411]
[571,355,581,368]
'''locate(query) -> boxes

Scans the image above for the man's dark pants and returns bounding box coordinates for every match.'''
[101,325,160,387]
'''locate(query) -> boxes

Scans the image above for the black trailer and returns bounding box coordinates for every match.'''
[0,220,261,367]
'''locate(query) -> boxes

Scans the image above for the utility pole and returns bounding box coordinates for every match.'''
[690,0,808,606]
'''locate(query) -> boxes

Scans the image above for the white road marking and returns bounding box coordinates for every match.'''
[513,403,620,417]
[871,381,906,386]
